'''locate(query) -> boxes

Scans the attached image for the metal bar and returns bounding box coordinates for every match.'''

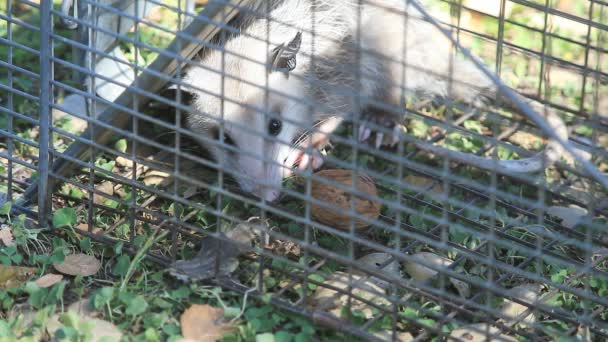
[5,0,607,339]
[5,0,14,201]
[37,0,54,225]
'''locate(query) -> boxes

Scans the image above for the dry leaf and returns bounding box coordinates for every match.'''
[403,252,451,282]
[180,304,234,342]
[449,323,517,342]
[374,331,414,342]
[499,284,541,326]
[142,169,170,186]
[507,131,542,150]
[8,303,41,340]
[0,224,14,246]
[93,182,114,205]
[45,314,62,337]
[564,149,593,167]
[47,316,122,342]
[52,94,97,133]
[53,253,101,277]
[87,318,123,341]
[75,223,103,235]
[35,273,64,288]
[354,253,401,289]
[68,298,97,317]
[115,156,132,168]
[403,252,470,297]
[451,278,471,298]
[0,265,36,289]
[311,272,391,319]
[547,205,588,228]
[75,223,89,232]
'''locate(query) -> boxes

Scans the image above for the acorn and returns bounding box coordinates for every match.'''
[310,169,381,230]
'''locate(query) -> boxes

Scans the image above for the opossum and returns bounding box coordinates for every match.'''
[178,0,567,202]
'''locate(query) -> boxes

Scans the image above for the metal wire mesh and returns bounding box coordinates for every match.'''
[1,0,607,340]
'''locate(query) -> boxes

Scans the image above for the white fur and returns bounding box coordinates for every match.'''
[182,0,566,202]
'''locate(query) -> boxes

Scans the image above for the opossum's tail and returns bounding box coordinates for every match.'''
[412,91,567,174]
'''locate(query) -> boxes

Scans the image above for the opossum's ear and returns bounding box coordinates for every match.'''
[149,84,194,111]
[161,84,195,105]
[269,32,302,76]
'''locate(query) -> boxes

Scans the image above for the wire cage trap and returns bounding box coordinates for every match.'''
[1,0,608,340]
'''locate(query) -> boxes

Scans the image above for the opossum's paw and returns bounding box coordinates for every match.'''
[358,111,401,148]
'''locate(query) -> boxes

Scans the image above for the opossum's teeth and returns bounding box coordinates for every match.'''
[297,149,324,171]
[285,144,324,172]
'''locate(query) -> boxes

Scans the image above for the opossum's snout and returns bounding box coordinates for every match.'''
[238,153,290,203]
[253,185,282,203]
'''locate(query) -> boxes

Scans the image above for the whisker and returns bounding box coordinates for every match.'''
[292,117,332,147]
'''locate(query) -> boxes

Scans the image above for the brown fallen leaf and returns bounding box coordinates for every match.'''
[449,323,517,342]
[180,304,234,342]
[75,223,103,235]
[93,182,114,205]
[354,253,401,289]
[0,224,14,246]
[0,265,36,289]
[142,169,171,186]
[86,318,123,341]
[374,331,414,342]
[47,315,122,342]
[51,94,95,133]
[403,252,451,282]
[115,156,133,168]
[403,252,470,298]
[499,284,542,326]
[311,272,391,319]
[507,131,543,150]
[53,253,101,277]
[547,205,588,228]
[8,303,42,341]
[68,297,97,317]
[35,273,64,288]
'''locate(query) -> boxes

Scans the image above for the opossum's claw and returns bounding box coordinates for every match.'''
[391,126,400,146]
[358,126,372,142]
[375,133,384,149]
[359,109,401,148]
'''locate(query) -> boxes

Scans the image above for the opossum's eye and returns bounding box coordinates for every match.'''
[268,119,282,136]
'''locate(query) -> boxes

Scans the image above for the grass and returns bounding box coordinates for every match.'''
[1,0,608,341]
